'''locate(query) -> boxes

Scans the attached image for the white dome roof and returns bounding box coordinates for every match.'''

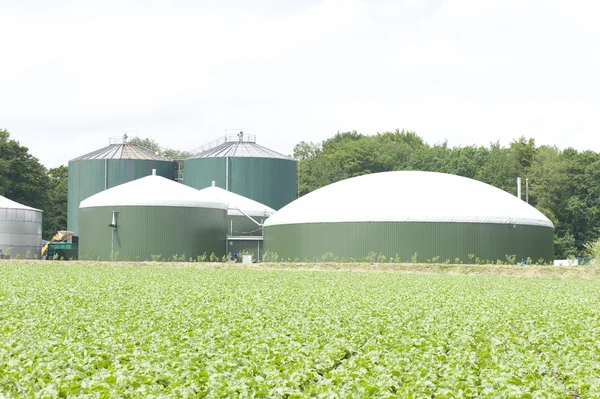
[0,195,41,212]
[80,175,227,209]
[264,171,554,228]
[197,186,275,217]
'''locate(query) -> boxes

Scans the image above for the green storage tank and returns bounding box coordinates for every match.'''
[78,173,227,261]
[264,171,555,263]
[67,139,178,234]
[184,133,297,210]
[198,183,276,259]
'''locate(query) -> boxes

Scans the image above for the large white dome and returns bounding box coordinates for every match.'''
[80,175,227,210]
[197,186,275,217]
[264,171,553,228]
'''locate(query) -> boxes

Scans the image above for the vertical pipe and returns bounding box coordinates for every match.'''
[225,157,229,191]
[111,228,114,261]
[517,177,522,199]
[526,178,529,203]
[104,159,108,190]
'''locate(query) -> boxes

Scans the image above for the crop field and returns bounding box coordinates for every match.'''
[1,263,600,398]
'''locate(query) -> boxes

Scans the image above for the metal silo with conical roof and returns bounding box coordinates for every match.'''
[183,132,297,210]
[0,195,42,259]
[67,137,178,234]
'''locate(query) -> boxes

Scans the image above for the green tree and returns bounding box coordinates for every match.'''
[0,129,50,212]
[510,136,537,174]
[128,137,191,160]
[44,165,68,238]
[476,142,521,194]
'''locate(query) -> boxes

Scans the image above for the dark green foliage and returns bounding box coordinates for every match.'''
[44,165,68,238]
[128,136,191,160]
[0,129,50,210]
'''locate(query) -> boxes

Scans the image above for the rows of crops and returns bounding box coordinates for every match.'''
[1,263,600,397]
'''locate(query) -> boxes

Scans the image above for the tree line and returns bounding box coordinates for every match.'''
[2,127,599,258]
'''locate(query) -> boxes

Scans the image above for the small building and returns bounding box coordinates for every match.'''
[198,183,275,260]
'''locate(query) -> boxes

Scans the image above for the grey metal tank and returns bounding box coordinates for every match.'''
[0,195,42,258]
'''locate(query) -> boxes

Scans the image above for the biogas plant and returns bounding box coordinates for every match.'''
[1,132,554,263]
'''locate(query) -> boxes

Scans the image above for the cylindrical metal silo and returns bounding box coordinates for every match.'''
[264,171,555,263]
[67,139,178,234]
[78,174,227,261]
[184,133,297,210]
[0,195,42,258]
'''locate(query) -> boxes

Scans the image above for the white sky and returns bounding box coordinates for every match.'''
[1,0,599,168]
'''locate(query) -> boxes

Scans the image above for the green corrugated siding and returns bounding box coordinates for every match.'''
[228,215,265,236]
[183,157,297,210]
[78,206,226,261]
[67,160,177,234]
[264,222,554,263]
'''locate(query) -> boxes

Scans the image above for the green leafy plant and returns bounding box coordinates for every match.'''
[584,238,600,265]
[209,252,218,262]
[198,253,208,262]
[411,252,418,263]
[262,250,279,263]
[151,254,162,262]
[366,251,378,262]
[505,254,517,264]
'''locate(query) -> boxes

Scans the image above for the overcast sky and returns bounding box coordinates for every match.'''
[1,0,599,168]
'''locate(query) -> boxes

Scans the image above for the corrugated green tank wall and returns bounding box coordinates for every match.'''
[78,206,227,261]
[264,222,554,263]
[67,160,177,234]
[183,158,297,210]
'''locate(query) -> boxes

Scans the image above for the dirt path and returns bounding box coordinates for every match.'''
[3,259,600,279]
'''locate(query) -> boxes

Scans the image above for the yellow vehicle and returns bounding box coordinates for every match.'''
[41,231,75,257]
